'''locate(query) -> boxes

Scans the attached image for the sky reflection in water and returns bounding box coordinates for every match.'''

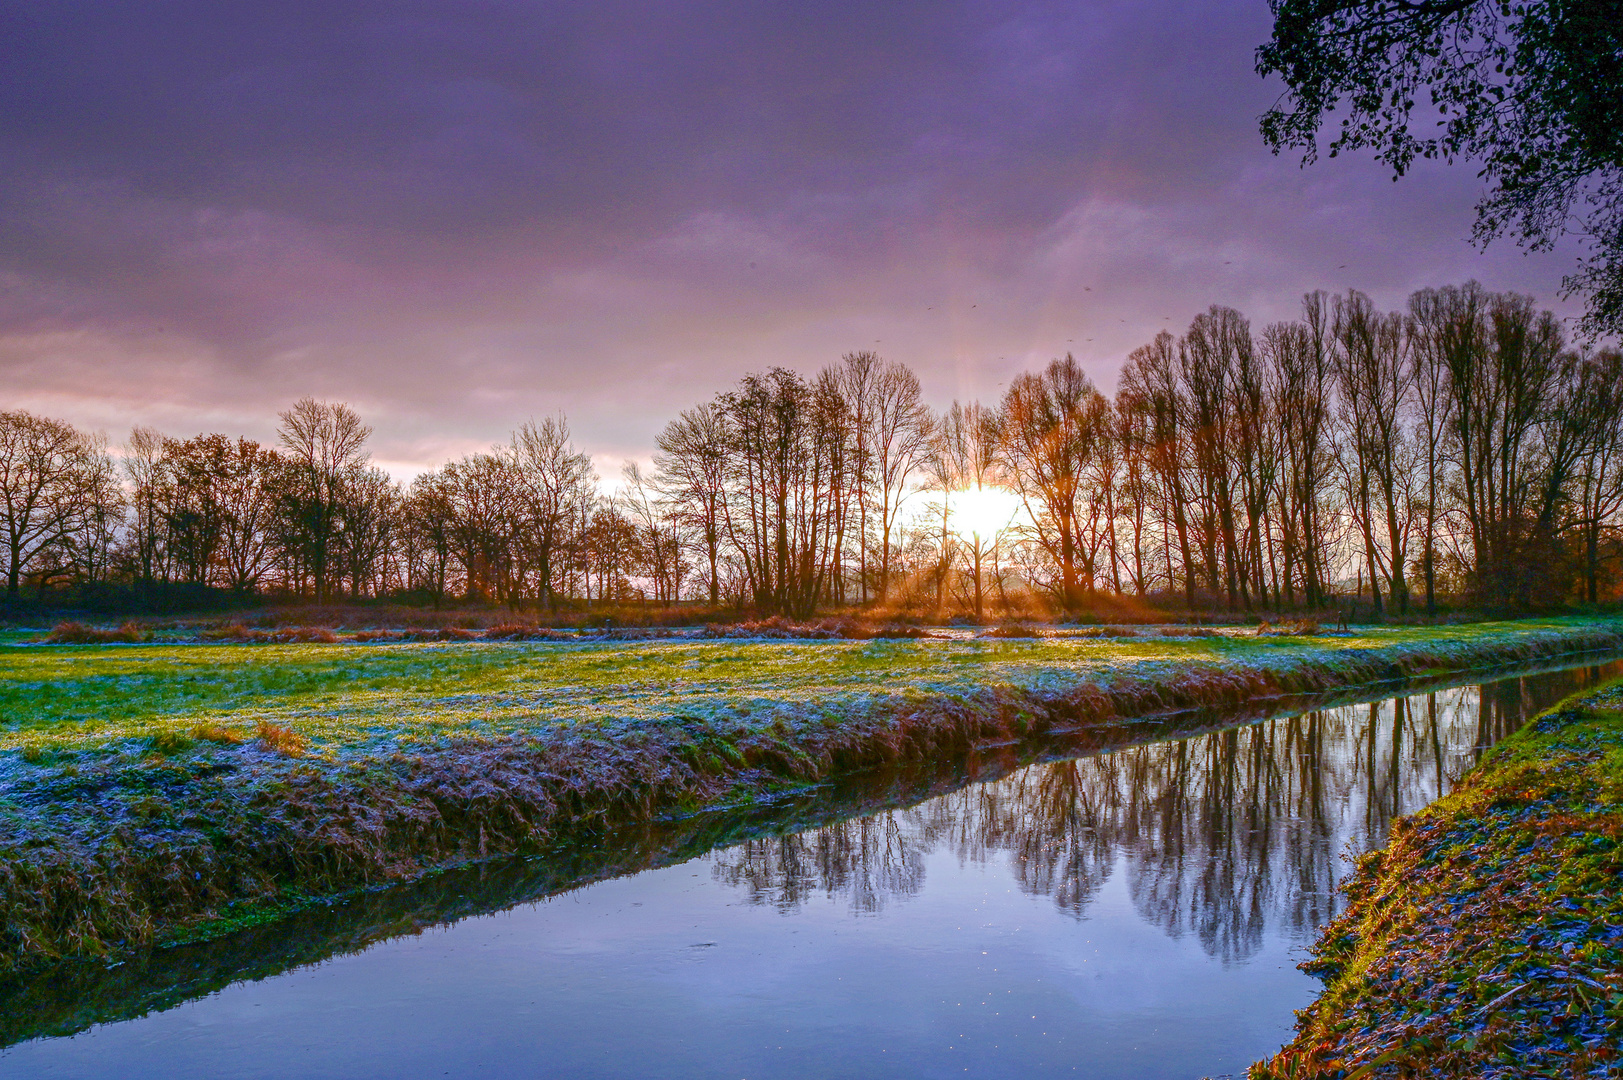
[3,664,1613,1080]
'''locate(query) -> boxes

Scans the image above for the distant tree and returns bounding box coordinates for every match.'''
[999,356,1111,611]
[1258,1,1623,336]
[275,399,371,602]
[654,402,731,606]
[0,411,109,599]
[336,465,401,598]
[213,439,280,594]
[511,416,595,610]
[1444,288,1578,606]
[403,470,456,603]
[584,504,642,603]
[1408,285,1473,614]
[1120,333,1199,608]
[1331,290,1416,615]
[45,434,122,589]
[1260,304,1335,609]
[928,401,1005,620]
[720,368,846,616]
[441,452,521,603]
[123,427,168,585]
[834,352,881,602]
[1568,348,1623,602]
[1181,307,1250,608]
[863,358,933,602]
[159,434,232,585]
[622,462,685,604]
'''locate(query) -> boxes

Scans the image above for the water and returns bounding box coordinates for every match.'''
[3,658,1618,1080]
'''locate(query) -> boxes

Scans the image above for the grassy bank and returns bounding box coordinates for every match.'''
[1250,678,1623,1079]
[1,617,1620,974]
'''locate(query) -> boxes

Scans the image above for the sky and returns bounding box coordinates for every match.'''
[0,0,1590,479]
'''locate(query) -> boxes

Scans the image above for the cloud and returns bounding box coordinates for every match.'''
[0,0,1585,473]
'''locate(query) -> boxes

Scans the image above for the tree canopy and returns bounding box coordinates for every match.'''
[1257,1,1623,337]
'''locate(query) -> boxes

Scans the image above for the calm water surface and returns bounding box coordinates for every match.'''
[4,659,1619,1080]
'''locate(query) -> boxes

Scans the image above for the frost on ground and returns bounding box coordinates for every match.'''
[0,616,1619,973]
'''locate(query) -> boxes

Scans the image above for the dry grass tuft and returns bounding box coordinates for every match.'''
[191,722,245,744]
[255,721,307,756]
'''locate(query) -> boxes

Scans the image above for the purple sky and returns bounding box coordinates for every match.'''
[0,0,1587,476]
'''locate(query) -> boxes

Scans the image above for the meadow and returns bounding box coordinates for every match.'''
[2,616,1621,973]
[4,618,1617,759]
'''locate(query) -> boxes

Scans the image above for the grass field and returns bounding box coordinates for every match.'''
[3,619,1614,759]
[2,616,1621,973]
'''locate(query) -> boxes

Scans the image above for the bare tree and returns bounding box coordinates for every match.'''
[1568,349,1623,602]
[865,358,933,602]
[275,398,371,602]
[999,356,1110,611]
[1331,291,1416,614]
[1443,288,1574,607]
[1180,307,1249,608]
[511,415,595,609]
[1408,286,1471,614]
[1261,310,1334,609]
[654,401,731,606]
[0,411,108,599]
[927,401,1005,620]
[1120,333,1198,608]
[404,470,457,604]
[622,461,685,604]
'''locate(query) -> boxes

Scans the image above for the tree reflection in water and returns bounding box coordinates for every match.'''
[707,666,1609,963]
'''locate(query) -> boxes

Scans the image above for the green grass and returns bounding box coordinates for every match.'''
[0,618,1604,758]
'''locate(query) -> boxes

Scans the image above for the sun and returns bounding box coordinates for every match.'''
[947,485,1021,542]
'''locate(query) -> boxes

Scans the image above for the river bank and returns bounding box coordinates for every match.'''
[2,618,1620,974]
[1250,677,1623,1079]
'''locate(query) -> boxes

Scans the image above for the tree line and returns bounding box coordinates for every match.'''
[3,282,1621,616]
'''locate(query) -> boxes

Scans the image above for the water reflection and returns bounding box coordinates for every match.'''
[709,664,1614,965]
